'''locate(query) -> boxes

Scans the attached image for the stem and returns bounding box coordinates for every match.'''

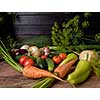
[0,46,12,60]
[0,41,23,72]
[1,51,22,69]
[44,78,55,88]
[66,47,80,56]
[39,77,55,88]
[0,40,9,53]
[3,56,23,72]
[1,50,23,72]
[82,37,100,43]
[32,78,49,88]
[48,46,59,50]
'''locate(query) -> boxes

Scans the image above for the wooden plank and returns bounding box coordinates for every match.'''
[0,61,100,88]
[15,15,65,25]
[15,12,66,16]
[15,25,51,35]
[14,12,100,39]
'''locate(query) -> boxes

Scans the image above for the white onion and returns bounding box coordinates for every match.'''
[32,50,41,57]
[20,45,30,50]
[28,46,41,57]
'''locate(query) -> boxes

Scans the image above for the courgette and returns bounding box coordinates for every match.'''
[36,57,47,69]
[46,58,55,72]
[14,55,22,61]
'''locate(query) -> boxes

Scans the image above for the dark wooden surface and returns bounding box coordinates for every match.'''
[14,12,100,39]
[14,12,68,39]
[0,61,100,88]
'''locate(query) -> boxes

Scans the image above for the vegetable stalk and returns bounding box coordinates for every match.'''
[0,40,23,72]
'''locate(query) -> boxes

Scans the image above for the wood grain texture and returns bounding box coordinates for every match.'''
[14,12,71,39]
[14,12,100,39]
[0,61,100,88]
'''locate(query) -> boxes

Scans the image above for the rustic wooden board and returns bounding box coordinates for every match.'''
[14,12,100,39]
[0,61,100,88]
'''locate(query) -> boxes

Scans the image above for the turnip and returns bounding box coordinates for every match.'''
[79,50,98,63]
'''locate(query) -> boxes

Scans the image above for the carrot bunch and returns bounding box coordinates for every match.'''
[32,53,78,88]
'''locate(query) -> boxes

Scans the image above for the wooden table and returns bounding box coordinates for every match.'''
[0,61,100,88]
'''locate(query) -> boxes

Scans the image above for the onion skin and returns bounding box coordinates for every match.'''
[15,49,28,56]
[20,45,30,50]
[32,51,41,57]
[28,46,41,57]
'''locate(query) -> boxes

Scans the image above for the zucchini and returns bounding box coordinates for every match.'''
[36,57,47,69]
[46,58,55,72]
[28,56,36,61]
[14,55,22,61]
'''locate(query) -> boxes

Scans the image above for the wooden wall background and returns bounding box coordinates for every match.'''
[14,12,100,39]
[14,12,73,39]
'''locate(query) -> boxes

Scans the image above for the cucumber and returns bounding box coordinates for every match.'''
[36,57,47,69]
[14,54,22,62]
[28,56,36,61]
[46,58,55,72]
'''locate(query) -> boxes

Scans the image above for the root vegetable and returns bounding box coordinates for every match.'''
[23,65,65,82]
[54,60,77,78]
[79,50,98,62]
[32,53,78,88]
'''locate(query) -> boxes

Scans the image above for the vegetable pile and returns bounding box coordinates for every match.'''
[0,39,100,88]
[0,12,100,88]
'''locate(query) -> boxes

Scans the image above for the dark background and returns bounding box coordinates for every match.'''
[14,12,100,39]
[0,12,100,40]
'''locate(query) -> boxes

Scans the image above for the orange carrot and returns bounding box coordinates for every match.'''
[22,65,65,82]
[54,60,77,78]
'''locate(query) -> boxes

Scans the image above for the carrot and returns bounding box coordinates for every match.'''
[32,59,77,88]
[22,65,65,82]
[32,53,78,88]
[54,59,77,78]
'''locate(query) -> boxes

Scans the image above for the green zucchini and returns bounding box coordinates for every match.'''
[36,57,47,69]
[14,55,22,61]
[28,56,36,60]
[46,58,55,72]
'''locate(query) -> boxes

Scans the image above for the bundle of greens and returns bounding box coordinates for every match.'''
[51,12,100,53]
[0,40,23,72]
[91,55,100,77]
[51,13,91,47]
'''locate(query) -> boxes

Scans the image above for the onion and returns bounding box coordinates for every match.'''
[32,51,41,57]
[15,49,28,56]
[20,45,30,50]
[43,47,50,56]
[28,46,41,57]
